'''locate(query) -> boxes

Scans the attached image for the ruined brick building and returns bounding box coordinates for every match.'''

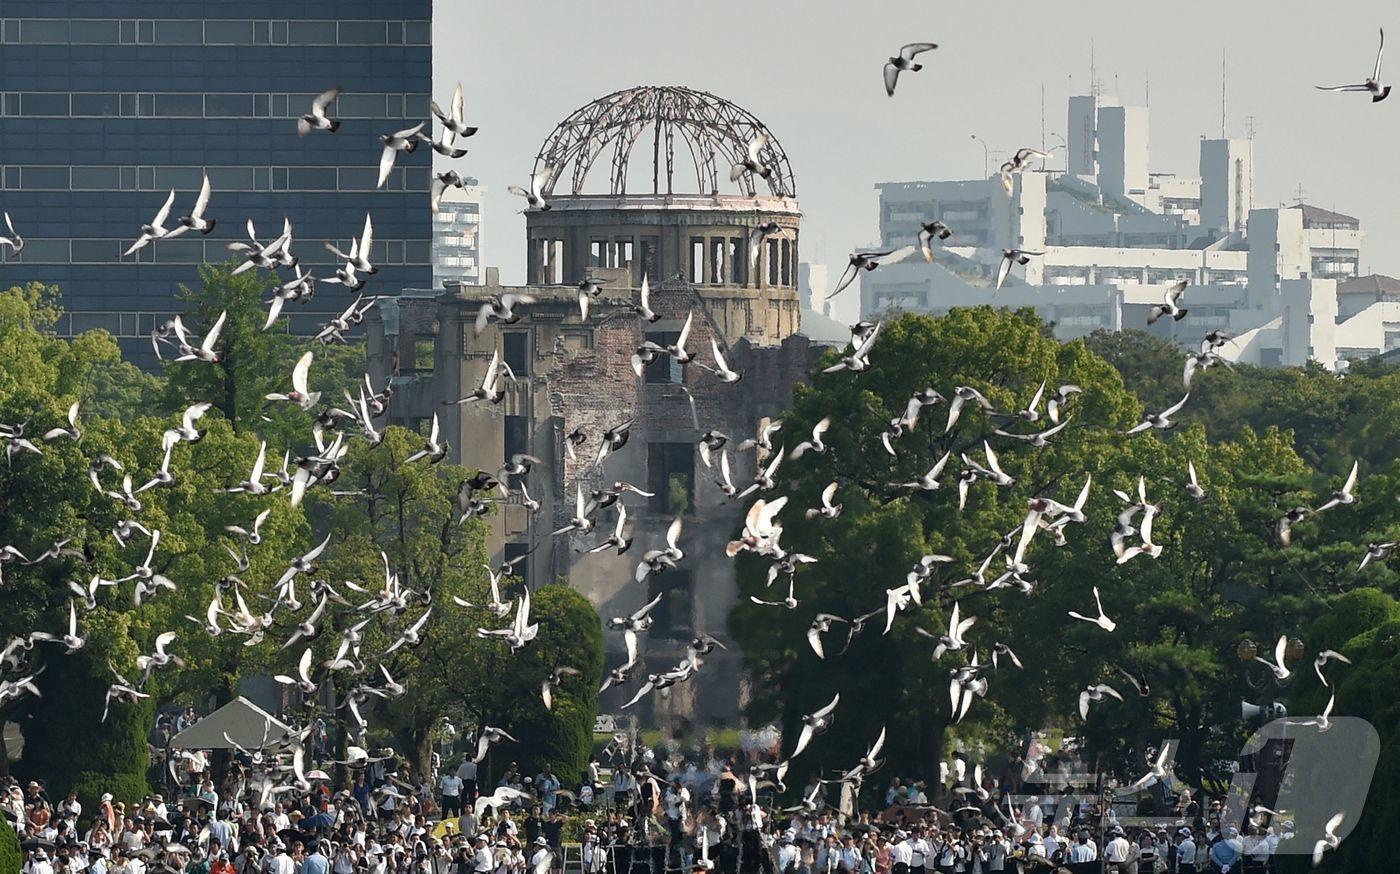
[365,86,830,726]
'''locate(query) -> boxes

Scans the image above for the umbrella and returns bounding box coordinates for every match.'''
[20,838,56,851]
[302,812,334,830]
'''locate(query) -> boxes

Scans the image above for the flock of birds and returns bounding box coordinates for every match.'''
[0,36,1394,862]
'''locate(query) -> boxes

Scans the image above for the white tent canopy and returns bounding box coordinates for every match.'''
[169,696,291,751]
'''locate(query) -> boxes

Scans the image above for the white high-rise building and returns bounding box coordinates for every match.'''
[1199,138,1253,235]
[861,94,1387,372]
[432,181,484,288]
[1096,105,1149,203]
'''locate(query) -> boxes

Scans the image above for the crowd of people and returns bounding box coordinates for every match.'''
[4,732,1304,874]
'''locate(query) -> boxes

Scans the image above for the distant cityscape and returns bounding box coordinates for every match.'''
[809,92,1400,370]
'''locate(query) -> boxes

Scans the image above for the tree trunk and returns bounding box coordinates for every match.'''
[393,725,433,784]
[210,675,237,787]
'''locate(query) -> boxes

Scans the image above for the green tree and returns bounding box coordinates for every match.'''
[729,308,1361,796]
[161,262,365,448]
[0,810,20,874]
[0,282,302,786]
[304,425,491,777]
[1287,588,1400,873]
[464,585,606,782]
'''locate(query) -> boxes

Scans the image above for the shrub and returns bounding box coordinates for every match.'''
[67,770,152,829]
[0,814,20,874]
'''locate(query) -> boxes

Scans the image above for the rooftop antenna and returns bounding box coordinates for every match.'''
[1090,39,1098,99]
[1040,83,1046,154]
[1220,50,1227,138]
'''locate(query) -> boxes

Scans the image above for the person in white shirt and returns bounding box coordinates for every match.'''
[470,837,494,874]
[441,773,465,818]
[1102,827,1131,871]
[908,831,928,874]
[1040,826,1060,862]
[24,848,54,874]
[528,837,552,874]
[456,760,479,800]
[891,832,913,874]
[1066,833,1096,864]
[1174,828,1197,874]
[263,844,295,874]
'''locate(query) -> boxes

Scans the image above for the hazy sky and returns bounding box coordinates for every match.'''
[436,0,1397,323]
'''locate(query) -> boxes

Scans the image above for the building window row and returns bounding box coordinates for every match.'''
[1,238,430,266]
[0,164,429,193]
[0,92,427,120]
[47,308,344,339]
[0,18,429,47]
[689,234,794,288]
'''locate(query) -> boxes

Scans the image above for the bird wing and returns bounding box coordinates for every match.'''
[901,42,938,60]
[250,441,267,482]
[1342,459,1359,495]
[1376,27,1386,81]
[666,517,683,550]
[1161,393,1191,417]
[452,82,465,124]
[291,350,313,396]
[632,591,664,621]
[676,312,694,351]
[984,441,1006,476]
[825,263,858,300]
[996,255,1013,290]
[813,692,840,718]
[359,212,374,254]
[790,724,816,759]
[882,63,900,97]
[312,85,341,113]
[202,311,227,352]
[192,174,212,217]
[303,533,332,563]
[152,189,177,227]
[710,336,729,375]
[867,726,887,759]
[531,165,557,201]
[623,629,638,666]
[746,133,769,165]
[377,146,397,188]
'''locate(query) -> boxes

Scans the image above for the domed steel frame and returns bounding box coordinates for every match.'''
[532,85,796,199]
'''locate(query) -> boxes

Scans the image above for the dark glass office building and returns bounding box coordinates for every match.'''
[0,1,432,363]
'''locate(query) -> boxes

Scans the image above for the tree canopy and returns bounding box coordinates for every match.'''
[0,276,602,793]
[730,308,1397,799]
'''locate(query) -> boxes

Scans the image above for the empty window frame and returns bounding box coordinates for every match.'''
[647,443,695,514]
[646,569,695,640]
[639,237,659,282]
[710,239,725,285]
[502,331,529,377]
[690,238,705,284]
[643,332,685,385]
[504,414,529,460]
